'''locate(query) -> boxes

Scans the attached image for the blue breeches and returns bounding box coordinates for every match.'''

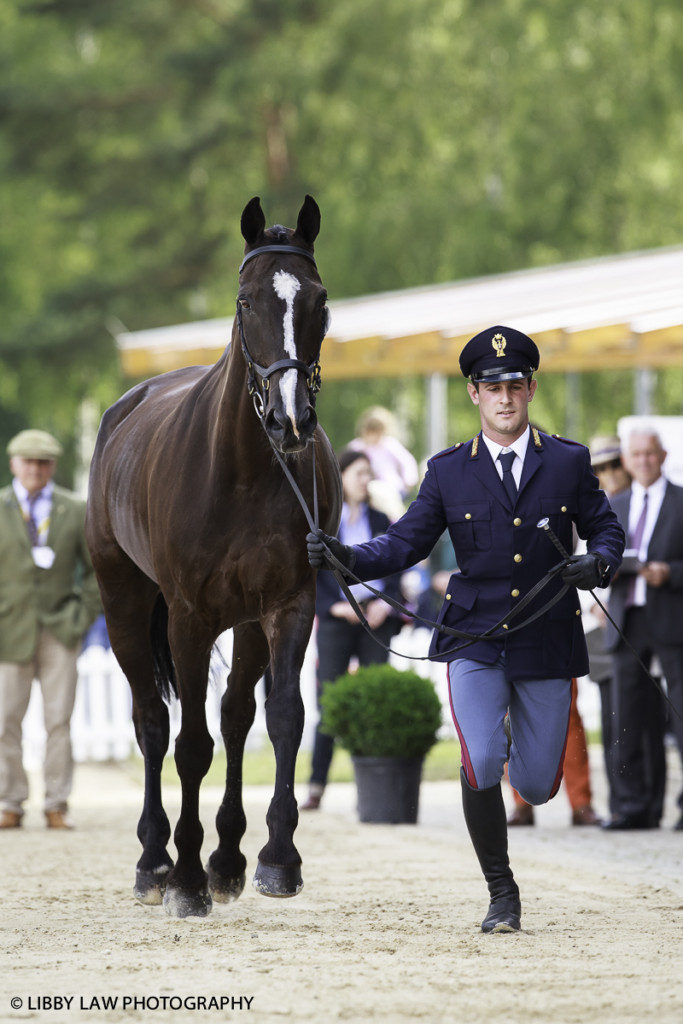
[448,655,572,803]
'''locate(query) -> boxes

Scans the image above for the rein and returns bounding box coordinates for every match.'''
[233,244,598,668]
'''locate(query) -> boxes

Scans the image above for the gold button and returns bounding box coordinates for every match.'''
[446,593,452,600]
[576,609,581,616]
[503,624,509,630]
[514,553,522,563]
[561,505,567,513]
[511,589,520,598]
[465,513,472,520]
[513,517,522,526]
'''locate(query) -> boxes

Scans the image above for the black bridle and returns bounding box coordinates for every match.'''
[236,244,323,421]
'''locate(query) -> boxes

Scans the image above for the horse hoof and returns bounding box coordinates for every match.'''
[134,867,171,906]
[253,861,303,898]
[207,867,246,903]
[163,887,213,918]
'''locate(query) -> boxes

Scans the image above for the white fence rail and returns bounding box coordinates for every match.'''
[22,626,600,770]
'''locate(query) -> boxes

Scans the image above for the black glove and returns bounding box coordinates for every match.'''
[561,553,607,590]
[306,529,356,573]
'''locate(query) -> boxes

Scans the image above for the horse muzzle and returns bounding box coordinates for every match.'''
[264,405,317,453]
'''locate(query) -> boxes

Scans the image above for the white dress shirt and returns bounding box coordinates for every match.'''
[628,474,667,607]
[481,425,530,489]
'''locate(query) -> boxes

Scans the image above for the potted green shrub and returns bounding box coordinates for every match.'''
[320,664,442,823]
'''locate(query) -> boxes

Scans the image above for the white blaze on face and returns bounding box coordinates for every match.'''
[273,270,302,437]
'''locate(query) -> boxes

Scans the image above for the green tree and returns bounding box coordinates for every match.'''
[1,0,682,479]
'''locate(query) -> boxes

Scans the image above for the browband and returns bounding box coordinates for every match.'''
[239,244,317,274]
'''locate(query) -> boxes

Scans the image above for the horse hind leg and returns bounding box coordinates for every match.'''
[132,697,174,906]
[207,622,269,903]
[97,559,174,906]
[162,612,214,919]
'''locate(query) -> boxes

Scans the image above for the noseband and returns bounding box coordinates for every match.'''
[236,244,323,421]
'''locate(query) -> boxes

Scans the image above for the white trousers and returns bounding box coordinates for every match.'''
[0,629,79,814]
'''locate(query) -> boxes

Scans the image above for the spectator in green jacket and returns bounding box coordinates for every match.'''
[0,430,101,830]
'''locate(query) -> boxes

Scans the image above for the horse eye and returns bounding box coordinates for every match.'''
[239,298,251,310]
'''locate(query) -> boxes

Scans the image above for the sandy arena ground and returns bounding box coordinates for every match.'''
[2,752,682,1024]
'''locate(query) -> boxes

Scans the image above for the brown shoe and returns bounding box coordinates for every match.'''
[571,805,603,827]
[0,810,22,829]
[507,804,534,826]
[300,786,324,811]
[45,810,74,830]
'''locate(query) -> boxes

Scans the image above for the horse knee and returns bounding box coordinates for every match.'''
[265,688,304,743]
[175,728,213,779]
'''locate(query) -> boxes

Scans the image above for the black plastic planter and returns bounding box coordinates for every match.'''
[352,755,424,823]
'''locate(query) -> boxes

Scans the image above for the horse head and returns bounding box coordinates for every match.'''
[237,195,329,454]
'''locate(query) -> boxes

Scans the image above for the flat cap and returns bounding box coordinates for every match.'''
[589,435,621,468]
[7,429,63,460]
[459,325,539,383]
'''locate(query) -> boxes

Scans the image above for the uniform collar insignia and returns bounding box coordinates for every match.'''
[470,434,480,458]
[532,427,543,449]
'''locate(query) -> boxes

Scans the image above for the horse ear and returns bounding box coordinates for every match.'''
[241,197,266,245]
[295,194,320,246]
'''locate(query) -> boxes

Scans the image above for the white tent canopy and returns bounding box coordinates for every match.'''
[118,246,683,380]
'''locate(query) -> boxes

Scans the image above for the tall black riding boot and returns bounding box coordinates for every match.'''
[461,768,521,933]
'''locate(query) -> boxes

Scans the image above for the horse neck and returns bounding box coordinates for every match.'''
[207,328,280,484]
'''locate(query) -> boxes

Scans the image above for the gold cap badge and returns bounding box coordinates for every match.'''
[492,333,507,358]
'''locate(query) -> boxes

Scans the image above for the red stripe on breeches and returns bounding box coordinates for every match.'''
[547,683,574,799]
[446,666,478,789]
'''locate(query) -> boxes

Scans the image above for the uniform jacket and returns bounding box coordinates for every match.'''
[316,506,402,625]
[0,484,101,661]
[606,481,683,651]
[351,430,625,682]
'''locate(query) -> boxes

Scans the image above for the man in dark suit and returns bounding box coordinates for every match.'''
[308,326,624,933]
[605,429,683,831]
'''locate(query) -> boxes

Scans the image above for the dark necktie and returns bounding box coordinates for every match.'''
[626,491,648,607]
[26,493,40,547]
[498,450,517,506]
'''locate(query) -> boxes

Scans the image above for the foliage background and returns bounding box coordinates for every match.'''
[1,0,683,485]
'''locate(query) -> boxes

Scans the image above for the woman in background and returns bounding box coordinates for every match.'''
[301,448,402,810]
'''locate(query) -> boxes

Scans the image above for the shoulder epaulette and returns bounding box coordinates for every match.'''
[432,443,462,461]
[551,433,588,449]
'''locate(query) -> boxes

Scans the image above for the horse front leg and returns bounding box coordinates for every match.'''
[207,621,269,902]
[162,618,214,919]
[254,600,314,898]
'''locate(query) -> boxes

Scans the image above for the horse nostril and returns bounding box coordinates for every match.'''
[298,407,317,434]
[264,409,283,434]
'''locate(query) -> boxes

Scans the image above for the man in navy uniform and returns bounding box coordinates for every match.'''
[308,326,624,934]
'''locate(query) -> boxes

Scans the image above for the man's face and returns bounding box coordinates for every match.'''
[623,433,666,488]
[467,378,537,442]
[10,456,56,495]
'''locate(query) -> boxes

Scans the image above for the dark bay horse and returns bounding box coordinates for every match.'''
[86,196,341,918]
